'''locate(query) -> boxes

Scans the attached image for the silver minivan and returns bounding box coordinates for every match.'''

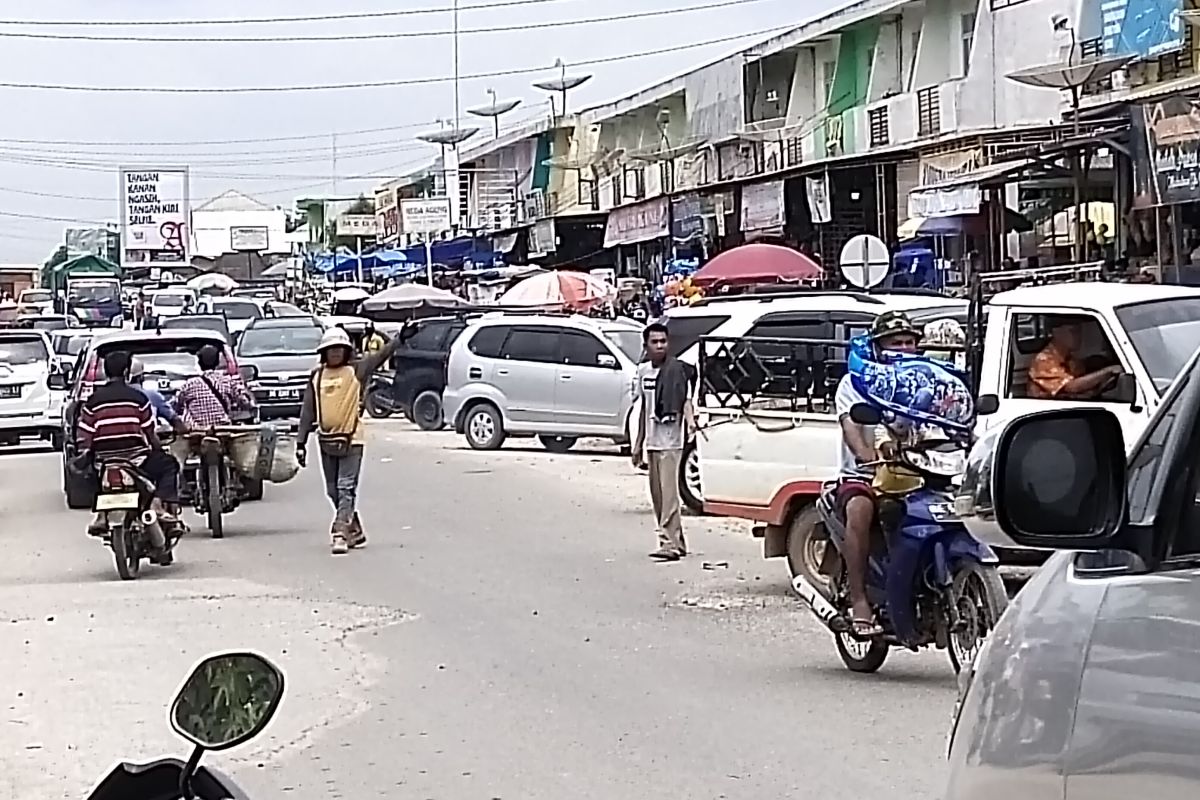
[443,314,644,453]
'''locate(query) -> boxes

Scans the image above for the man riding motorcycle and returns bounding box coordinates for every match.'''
[129,357,187,435]
[78,351,184,553]
[173,345,255,429]
[833,310,921,637]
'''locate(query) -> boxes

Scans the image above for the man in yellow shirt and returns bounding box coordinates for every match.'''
[297,322,413,554]
[362,321,386,355]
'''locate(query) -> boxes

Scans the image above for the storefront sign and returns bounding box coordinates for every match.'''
[603,197,669,248]
[805,176,832,224]
[230,226,269,251]
[375,186,399,243]
[907,184,982,218]
[120,167,190,268]
[335,214,379,237]
[529,219,557,256]
[1130,94,1200,207]
[670,193,711,244]
[740,179,785,233]
[400,198,451,236]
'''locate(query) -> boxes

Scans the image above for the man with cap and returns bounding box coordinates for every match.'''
[298,321,415,554]
[833,310,922,638]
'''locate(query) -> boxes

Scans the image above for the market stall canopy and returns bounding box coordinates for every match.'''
[187,272,238,293]
[332,286,371,303]
[690,244,821,289]
[360,283,470,313]
[498,270,616,311]
[50,253,121,278]
[897,207,1032,240]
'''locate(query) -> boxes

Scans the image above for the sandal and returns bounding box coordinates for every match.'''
[850,617,884,638]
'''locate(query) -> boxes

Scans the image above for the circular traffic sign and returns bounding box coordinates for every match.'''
[839,234,890,289]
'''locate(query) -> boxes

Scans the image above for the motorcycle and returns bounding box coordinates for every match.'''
[364,371,396,419]
[791,403,1008,674]
[86,651,285,800]
[91,459,180,581]
[178,429,250,540]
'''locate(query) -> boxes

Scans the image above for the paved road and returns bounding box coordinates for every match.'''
[0,424,961,800]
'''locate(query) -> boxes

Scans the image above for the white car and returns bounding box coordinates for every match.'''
[148,288,196,322]
[0,329,63,449]
[195,296,265,338]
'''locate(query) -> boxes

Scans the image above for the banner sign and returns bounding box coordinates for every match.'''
[120,167,190,267]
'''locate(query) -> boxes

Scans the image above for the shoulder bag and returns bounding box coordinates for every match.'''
[313,367,354,458]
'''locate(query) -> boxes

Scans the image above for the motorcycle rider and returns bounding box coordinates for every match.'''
[78,350,183,553]
[129,357,187,435]
[834,311,921,637]
[173,345,255,429]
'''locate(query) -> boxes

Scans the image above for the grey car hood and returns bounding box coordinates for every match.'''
[240,353,318,379]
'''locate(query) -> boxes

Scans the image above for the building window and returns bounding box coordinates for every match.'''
[822,60,837,106]
[908,30,921,90]
[868,107,890,147]
[917,86,940,137]
[1079,38,1114,95]
[1158,24,1196,82]
[960,13,976,76]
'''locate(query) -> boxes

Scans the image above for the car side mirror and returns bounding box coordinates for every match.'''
[993,408,1127,550]
[238,364,258,382]
[597,353,618,369]
[46,372,68,391]
[976,393,1000,415]
[170,652,284,752]
[1111,372,1138,405]
[849,402,882,425]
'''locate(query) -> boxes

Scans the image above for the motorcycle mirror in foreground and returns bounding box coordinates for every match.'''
[86,652,284,800]
[849,402,883,426]
[171,652,284,751]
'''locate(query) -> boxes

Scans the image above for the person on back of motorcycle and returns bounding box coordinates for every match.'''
[173,345,255,429]
[129,357,187,436]
[78,350,184,548]
[834,310,921,638]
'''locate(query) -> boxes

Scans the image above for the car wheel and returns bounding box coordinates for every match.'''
[539,435,577,454]
[464,403,505,450]
[412,390,446,431]
[679,440,703,514]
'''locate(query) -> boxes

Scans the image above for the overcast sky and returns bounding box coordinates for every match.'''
[0,0,837,262]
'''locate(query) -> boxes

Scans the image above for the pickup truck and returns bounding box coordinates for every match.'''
[697,279,1200,579]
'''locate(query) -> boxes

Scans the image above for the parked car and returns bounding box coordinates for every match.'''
[442,314,644,452]
[54,328,244,509]
[15,287,54,316]
[946,349,1200,800]
[14,313,81,332]
[146,288,196,326]
[374,314,473,429]
[159,314,233,345]
[194,297,264,338]
[234,317,323,420]
[0,329,62,449]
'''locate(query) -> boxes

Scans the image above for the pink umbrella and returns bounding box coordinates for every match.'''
[498,270,616,310]
[691,243,822,289]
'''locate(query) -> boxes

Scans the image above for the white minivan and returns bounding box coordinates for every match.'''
[442,314,644,453]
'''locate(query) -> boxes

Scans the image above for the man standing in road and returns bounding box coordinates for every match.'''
[632,322,696,562]
[297,322,413,555]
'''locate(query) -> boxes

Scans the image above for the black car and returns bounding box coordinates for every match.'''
[374,314,473,429]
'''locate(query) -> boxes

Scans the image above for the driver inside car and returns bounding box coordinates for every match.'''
[834,311,921,638]
[1027,317,1125,400]
[77,350,183,551]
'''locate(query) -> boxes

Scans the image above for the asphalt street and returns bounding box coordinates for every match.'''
[0,422,962,800]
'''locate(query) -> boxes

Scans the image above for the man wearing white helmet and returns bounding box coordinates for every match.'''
[298,320,415,554]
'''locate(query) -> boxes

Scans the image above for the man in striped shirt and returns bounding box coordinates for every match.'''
[77,350,182,532]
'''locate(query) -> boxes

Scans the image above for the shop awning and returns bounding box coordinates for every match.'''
[603,197,669,248]
[906,158,1037,218]
[897,207,1032,240]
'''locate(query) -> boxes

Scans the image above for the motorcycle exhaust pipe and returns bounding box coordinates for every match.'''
[791,575,850,634]
[141,509,167,549]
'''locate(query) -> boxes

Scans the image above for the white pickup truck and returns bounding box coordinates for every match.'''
[698,281,1200,576]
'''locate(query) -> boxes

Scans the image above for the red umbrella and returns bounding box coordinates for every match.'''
[690,243,822,289]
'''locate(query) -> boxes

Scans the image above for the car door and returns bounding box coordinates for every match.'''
[495,326,560,426]
[554,330,625,433]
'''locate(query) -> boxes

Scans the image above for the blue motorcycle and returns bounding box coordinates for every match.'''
[792,403,1008,674]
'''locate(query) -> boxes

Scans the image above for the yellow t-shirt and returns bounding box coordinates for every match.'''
[314,366,366,445]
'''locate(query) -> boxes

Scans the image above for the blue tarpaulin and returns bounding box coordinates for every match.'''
[308,238,497,278]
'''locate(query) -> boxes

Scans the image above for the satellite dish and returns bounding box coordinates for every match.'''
[839,234,890,289]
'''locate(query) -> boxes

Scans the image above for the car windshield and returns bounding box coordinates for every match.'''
[0,336,49,366]
[20,291,51,304]
[138,352,202,379]
[155,294,188,307]
[216,301,263,320]
[269,302,307,316]
[67,283,118,306]
[1115,298,1200,393]
[54,334,91,356]
[29,318,69,330]
[602,329,643,362]
[237,326,322,357]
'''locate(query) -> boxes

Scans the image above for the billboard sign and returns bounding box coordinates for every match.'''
[374,186,399,243]
[1082,0,1185,58]
[120,167,190,267]
[230,226,270,252]
[400,198,451,236]
[335,214,380,237]
[1130,94,1200,207]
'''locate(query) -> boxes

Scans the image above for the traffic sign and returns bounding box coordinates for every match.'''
[839,234,890,289]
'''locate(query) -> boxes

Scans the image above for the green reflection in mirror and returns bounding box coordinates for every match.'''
[171,653,284,751]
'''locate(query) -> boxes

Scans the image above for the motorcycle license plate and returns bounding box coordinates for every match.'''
[94,492,140,511]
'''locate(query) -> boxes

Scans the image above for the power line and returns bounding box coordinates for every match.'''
[0,0,582,27]
[0,26,791,93]
[0,0,775,43]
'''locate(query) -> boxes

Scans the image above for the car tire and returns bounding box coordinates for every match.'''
[539,435,577,454]
[679,440,703,514]
[64,461,95,510]
[464,403,505,450]
[412,390,446,431]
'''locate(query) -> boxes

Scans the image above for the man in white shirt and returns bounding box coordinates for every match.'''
[834,311,921,637]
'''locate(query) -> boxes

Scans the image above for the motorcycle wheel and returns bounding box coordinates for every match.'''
[110,524,139,581]
[834,630,889,673]
[365,388,393,419]
[206,463,224,539]
[946,561,1009,674]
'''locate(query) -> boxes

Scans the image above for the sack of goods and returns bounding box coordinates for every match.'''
[228,425,302,484]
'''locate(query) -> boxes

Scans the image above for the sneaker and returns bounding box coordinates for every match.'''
[648,548,681,561]
[330,523,350,555]
[348,513,367,549]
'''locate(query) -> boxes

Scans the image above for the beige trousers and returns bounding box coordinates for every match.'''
[647,448,685,552]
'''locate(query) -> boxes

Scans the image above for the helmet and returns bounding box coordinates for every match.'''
[869,311,920,343]
[129,357,145,381]
[317,327,354,353]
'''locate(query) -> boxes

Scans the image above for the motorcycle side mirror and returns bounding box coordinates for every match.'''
[170,652,284,752]
[849,403,882,426]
